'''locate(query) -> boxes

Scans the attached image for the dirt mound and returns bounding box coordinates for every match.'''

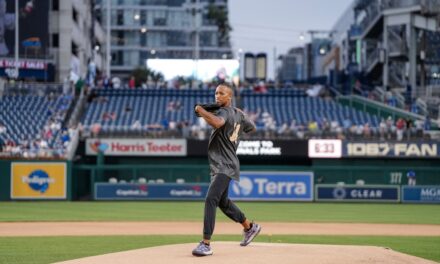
[53,242,436,264]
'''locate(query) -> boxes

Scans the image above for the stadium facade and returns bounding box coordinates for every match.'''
[279,0,440,93]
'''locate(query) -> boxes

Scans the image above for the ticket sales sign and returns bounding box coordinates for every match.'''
[86,139,187,156]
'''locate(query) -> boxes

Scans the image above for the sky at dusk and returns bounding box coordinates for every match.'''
[228,0,353,79]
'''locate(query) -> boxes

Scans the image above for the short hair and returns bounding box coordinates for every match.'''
[217,82,233,91]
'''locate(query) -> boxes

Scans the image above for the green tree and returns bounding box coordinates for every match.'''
[207,3,232,46]
[131,67,150,87]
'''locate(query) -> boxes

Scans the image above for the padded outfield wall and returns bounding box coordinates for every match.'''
[0,139,439,201]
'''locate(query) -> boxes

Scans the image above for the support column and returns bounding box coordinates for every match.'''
[408,15,417,100]
[383,17,389,90]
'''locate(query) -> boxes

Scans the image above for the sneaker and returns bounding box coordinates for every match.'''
[192,241,213,257]
[240,222,261,246]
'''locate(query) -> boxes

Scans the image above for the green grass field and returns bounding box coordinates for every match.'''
[0,202,439,264]
[1,202,439,224]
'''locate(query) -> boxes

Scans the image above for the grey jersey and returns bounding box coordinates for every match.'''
[207,106,255,181]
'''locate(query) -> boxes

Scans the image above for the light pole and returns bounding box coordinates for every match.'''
[14,0,19,79]
[106,0,111,77]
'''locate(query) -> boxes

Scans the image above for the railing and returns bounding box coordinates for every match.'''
[389,62,406,88]
[388,27,406,55]
[365,48,380,72]
[356,0,382,35]
[4,82,64,95]
[66,129,79,161]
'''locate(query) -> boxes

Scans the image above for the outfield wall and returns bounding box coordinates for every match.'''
[0,137,439,201]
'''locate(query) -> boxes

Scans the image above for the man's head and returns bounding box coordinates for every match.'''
[215,83,233,107]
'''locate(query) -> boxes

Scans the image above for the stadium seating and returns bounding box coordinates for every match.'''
[81,88,380,136]
[0,93,73,156]
[82,89,212,133]
[241,90,379,127]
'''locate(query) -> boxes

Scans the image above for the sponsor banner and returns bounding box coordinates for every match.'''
[402,186,440,203]
[3,0,50,57]
[308,139,342,158]
[11,162,66,199]
[228,171,314,201]
[187,139,308,157]
[94,183,209,200]
[86,138,187,156]
[315,185,400,202]
[343,142,440,158]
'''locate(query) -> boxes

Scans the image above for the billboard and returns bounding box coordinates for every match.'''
[187,139,308,158]
[315,184,400,202]
[343,142,440,158]
[2,0,49,58]
[94,183,209,200]
[228,171,314,201]
[10,162,66,199]
[402,186,440,203]
[146,59,239,82]
[86,138,187,156]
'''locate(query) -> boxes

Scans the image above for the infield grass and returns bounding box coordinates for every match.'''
[0,202,439,224]
[0,235,439,264]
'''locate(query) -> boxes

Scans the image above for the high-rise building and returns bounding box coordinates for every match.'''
[96,0,233,79]
[0,0,106,82]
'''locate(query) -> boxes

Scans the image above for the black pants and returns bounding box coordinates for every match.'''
[203,173,246,240]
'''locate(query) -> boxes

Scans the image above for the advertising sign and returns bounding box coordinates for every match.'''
[3,0,49,58]
[228,171,314,201]
[315,184,400,202]
[343,142,439,158]
[187,139,308,158]
[86,138,187,156]
[402,186,440,203]
[308,139,342,158]
[94,183,209,200]
[11,162,66,199]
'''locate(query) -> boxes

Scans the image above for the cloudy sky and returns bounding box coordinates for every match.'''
[228,0,353,79]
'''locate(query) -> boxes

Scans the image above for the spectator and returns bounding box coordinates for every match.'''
[129,76,136,89]
[424,117,431,131]
[396,118,405,141]
[0,122,6,134]
[407,170,416,186]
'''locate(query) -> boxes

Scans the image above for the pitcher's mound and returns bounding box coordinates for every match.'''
[54,242,436,264]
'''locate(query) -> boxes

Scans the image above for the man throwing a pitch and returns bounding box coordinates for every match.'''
[192,83,261,257]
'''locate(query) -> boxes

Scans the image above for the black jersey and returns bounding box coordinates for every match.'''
[207,106,255,181]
